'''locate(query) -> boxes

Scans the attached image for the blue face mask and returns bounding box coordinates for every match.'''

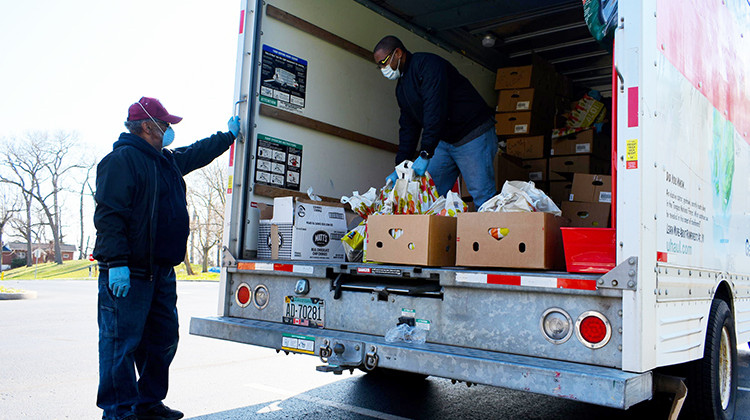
[161,126,175,148]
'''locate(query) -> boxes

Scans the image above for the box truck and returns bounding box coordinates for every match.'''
[190,1,750,418]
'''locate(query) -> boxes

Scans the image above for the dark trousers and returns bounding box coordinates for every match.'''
[97,265,179,420]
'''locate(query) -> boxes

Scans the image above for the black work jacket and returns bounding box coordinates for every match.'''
[93,131,234,277]
[395,52,494,164]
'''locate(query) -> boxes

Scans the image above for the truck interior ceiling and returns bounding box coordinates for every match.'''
[354,0,614,97]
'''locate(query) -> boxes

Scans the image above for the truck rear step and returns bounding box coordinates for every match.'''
[190,316,652,410]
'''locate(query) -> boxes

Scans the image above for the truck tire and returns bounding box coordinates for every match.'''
[683,299,737,420]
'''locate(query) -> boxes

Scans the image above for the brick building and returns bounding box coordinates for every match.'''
[1,241,77,265]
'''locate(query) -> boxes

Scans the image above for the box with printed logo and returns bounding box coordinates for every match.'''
[257,197,347,261]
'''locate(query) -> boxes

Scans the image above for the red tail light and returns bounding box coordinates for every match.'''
[575,311,611,349]
[236,283,251,307]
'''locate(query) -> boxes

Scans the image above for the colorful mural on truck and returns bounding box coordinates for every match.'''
[654,0,750,270]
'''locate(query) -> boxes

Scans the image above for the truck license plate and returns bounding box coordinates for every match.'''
[283,296,324,328]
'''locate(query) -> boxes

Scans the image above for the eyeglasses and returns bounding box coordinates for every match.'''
[155,120,170,131]
[376,49,396,68]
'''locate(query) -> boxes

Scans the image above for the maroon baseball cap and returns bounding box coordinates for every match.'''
[127,97,183,124]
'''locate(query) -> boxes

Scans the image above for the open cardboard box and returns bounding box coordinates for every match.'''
[366,214,457,266]
[257,197,347,261]
[456,212,567,269]
[562,201,611,228]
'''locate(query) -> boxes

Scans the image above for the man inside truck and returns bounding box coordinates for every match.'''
[374,35,498,208]
[93,97,240,420]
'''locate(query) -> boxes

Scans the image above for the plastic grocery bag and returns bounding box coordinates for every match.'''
[425,191,468,216]
[479,181,561,216]
[381,160,439,215]
[341,187,378,219]
[385,323,427,344]
[306,186,323,201]
[341,220,366,262]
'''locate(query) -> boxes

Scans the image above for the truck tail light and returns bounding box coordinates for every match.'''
[540,308,573,344]
[575,311,611,349]
[236,283,251,307]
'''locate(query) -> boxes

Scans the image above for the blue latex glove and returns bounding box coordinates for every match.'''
[412,156,430,176]
[227,116,240,136]
[109,266,131,298]
[385,170,398,186]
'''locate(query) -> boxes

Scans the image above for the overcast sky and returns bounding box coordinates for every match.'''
[0,0,240,252]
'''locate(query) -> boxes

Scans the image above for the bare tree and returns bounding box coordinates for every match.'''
[78,161,96,259]
[0,132,84,265]
[0,136,45,266]
[0,186,21,271]
[186,160,227,272]
[40,131,86,263]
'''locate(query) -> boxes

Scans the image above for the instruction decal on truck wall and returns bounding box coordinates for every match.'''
[625,139,638,169]
[260,45,307,111]
[255,134,302,191]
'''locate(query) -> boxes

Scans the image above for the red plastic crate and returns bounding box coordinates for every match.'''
[561,227,616,273]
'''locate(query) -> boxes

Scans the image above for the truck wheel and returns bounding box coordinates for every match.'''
[683,299,737,420]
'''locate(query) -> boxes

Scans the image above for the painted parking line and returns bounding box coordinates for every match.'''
[247,382,410,420]
[292,394,411,420]
[739,387,750,393]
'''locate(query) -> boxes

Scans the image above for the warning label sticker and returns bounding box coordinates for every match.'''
[626,139,638,169]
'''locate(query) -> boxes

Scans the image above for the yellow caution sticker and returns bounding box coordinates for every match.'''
[626,139,638,169]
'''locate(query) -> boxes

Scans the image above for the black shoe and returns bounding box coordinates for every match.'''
[135,403,184,420]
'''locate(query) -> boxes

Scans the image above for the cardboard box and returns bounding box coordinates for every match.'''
[366,215,457,266]
[562,201,611,228]
[495,153,529,189]
[506,135,547,159]
[569,174,612,203]
[456,212,567,269]
[549,155,609,181]
[257,197,347,261]
[521,158,547,181]
[495,112,549,136]
[496,88,548,112]
[494,56,557,90]
[549,180,573,205]
[550,128,606,156]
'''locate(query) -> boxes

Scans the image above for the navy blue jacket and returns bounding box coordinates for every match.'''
[93,131,234,276]
[395,52,494,164]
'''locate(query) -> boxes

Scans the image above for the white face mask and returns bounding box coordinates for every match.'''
[380,54,401,80]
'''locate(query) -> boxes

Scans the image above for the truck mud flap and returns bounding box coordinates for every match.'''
[190,316,652,409]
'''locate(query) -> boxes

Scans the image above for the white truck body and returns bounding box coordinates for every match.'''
[191,0,750,415]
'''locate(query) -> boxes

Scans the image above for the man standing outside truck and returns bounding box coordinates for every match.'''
[374,35,497,208]
[93,97,240,420]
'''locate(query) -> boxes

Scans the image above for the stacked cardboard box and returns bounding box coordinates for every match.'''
[257,197,348,261]
[494,56,560,137]
[561,174,612,228]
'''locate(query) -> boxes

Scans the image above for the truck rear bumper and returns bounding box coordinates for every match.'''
[190,316,652,410]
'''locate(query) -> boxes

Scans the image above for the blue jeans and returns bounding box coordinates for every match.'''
[97,265,179,420]
[426,127,498,209]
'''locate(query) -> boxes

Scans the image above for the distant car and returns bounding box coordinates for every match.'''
[1,264,10,271]
[208,267,221,273]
